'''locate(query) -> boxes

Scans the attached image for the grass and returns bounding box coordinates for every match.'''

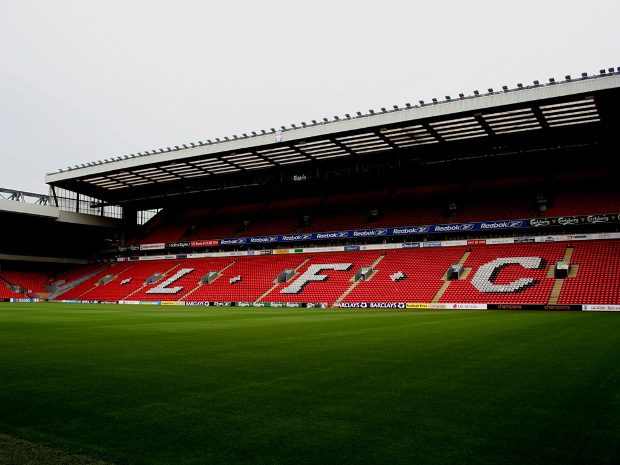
[0,302,618,465]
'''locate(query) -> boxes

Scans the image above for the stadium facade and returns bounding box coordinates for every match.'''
[1,68,619,310]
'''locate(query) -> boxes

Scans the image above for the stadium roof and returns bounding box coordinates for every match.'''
[46,70,620,204]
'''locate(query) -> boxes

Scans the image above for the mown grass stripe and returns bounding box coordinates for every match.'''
[0,303,618,465]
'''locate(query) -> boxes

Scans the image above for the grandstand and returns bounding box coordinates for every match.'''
[1,68,619,310]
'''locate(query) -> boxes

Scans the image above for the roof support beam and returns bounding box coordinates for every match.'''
[473,113,496,137]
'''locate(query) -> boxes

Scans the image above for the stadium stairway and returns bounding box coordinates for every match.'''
[439,243,566,304]
[431,250,472,303]
[548,247,578,304]
[0,278,28,300]
[123,262,183,301]
[178,259,238,301]
[334,253,386,304]
[256,255,313,303]
[48,265,115,301]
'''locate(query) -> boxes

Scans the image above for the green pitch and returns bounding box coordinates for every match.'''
[0,303,618,465]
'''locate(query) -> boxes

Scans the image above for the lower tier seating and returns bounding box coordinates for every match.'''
[0,283,24,299]
[263,251,384,306]
[440,243,566,304]
[558,241,620,305]
[49,240,620,306]
[342,248,465,303]
[0,271,50,297]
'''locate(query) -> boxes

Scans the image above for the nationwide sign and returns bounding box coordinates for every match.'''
[119,213,619,252]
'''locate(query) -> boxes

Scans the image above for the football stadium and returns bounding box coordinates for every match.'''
[1,69,619,464]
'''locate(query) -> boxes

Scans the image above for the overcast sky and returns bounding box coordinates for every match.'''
[1,0,618,195]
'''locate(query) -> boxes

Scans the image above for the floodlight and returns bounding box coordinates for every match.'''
[333,116,339,120]
[345,114,351,118]
[582,72,588,77]
[369,109,375,114]
[458,93,465,98]
[301,122,307,126]
[381,107,387,112]
[242,134,247,138]
[502,85,508,91]
[281,126,286,130]
[432,98,438,103]
[565,75,571,80]
[445,96,451,100]
[487,88,493,93]
[312,120,318,124]
[198,140,204,145]
[609,68,614,73]
[393,105,399,109]
[251,131,257,135]
[323,117,329,122]
[549,78,555,83]
[600,69,606,74]
[517,83,523,88]
[356,111,362,116]
[175,146,180,149]
[183,144,188,148]
[262,129,267,134]
[419,100,425,104]
[224,137,229,141]
[215,138,220,142]
[473,90,479,95]
[207,140,212,144]
[190,142,195,146]
[291,124,297,127]
[405,103,411,107]
[533,80,540,85]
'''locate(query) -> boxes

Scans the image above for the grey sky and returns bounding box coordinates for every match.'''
[1,0,618,195]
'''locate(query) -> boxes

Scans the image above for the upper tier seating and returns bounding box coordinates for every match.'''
[451,198,535,222]
[138,209,213,244]
[301,191,387,233]
[186,203,265,240]
[544,190,620,217]
[372,184,460,227]
[244,196,323,237]
[451,175,544,223]
[130,168,617,245]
